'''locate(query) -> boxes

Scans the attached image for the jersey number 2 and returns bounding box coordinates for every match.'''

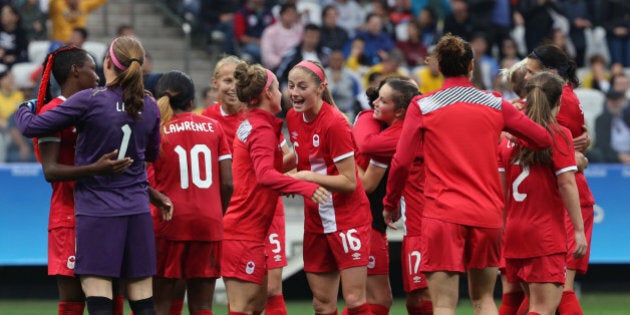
[512,165,530,202]
[174,144,212,189]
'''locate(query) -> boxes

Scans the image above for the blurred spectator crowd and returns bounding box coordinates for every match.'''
[1,0,630,164]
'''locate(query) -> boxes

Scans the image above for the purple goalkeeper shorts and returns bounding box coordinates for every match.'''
[75,213,156,278]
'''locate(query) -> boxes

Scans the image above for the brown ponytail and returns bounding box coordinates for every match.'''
[107,36,146,120]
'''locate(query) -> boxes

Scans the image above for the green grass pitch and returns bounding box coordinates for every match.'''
[0,292,629,314]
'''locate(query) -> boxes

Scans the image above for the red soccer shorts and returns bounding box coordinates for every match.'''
[565,206,593,274]
[505,253,566,284]
[48,227,76,277]
[156,239,221,279]
[367,228,389,275]
[221,240,267,284]
[420,217,501,273]
[401,235,428,292]
[265,210,287,270]
[303,224,371,273]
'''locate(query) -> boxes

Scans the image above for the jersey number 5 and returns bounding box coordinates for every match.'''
[174,144,212,189]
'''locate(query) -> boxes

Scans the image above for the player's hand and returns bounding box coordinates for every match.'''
[92,150,133,175]
[18,98,37,113]
[573,127,590,153]
[573,230,588,259]
[382,207,400,230]
[576,152,589,172]
[152,191,174,221]
[310,186,330,204]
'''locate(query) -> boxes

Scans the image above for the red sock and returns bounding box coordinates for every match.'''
[194,311,213,315]
[418,301,433,315]
[340,307,349,315]
[348,303,370,315]
[557,290,584,315]
[499,291,525,315]
[113,294,125,315]
[58,301,85,315]
[516,296,529,315]
[316,311,338,315]
[170,298,184,315]
[265,294,287,315]
[369,303,389,315]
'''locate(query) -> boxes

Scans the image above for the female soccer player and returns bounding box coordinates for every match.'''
[15,36,170,315]
[353,77,431,315]
[203,55,292,315]
[35,46,133,315]
[221,62,329,315]
[150,70,233,315]
[353,77,432,314]
[286,60,372,315]
[525,44,595,314]
[383,34,552,315]
[498,71,587,315]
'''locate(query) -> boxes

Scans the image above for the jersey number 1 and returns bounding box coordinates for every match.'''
[174,144,212,189]
[117,124,132,160]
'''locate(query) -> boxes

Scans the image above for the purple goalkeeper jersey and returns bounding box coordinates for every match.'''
[15,87,161,217]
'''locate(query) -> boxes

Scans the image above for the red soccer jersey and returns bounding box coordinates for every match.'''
[353,110,425,236]
[202,103,246,151]
[499,126,577,258]
[36,96,76,230]
[385,77,552,229]
[556,85,595,208]
[152,113,232,241]
[287,102,371,234]
[223,109,318,242]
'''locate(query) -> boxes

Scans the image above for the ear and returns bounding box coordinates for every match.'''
[211,76,218,89]
[71,64,79,77]
[104,57,113,71]
[394,108,405,119]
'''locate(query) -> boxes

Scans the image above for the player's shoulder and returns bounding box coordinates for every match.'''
[201,103,221,117]
[40,97,65,113]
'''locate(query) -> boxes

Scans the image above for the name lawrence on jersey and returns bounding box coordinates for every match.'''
[163,121,217,134]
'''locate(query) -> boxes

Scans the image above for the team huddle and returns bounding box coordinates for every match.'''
[13,33,593,315]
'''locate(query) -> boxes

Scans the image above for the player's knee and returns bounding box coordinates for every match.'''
[343,291,367,309]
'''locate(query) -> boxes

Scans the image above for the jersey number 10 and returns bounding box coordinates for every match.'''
[174,144,213,189]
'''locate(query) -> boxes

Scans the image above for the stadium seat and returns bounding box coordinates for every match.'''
[574,88,605,141]
[83,41,107,66]
[27,40,50,65]
[11,62,40,90]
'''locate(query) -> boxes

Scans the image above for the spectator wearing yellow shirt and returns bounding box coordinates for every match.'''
[0,70,23,131]
[49,0,108,43]
[415,54,444,94]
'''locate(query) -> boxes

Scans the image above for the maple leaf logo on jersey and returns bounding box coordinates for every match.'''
[352,253,361,260]
[312,134,320,147]
[67,255,76,270]
[367,256,375,269]
[245,261,256,274]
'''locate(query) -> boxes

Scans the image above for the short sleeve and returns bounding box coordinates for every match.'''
[552,127,577,175]
[326,116,355,163]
